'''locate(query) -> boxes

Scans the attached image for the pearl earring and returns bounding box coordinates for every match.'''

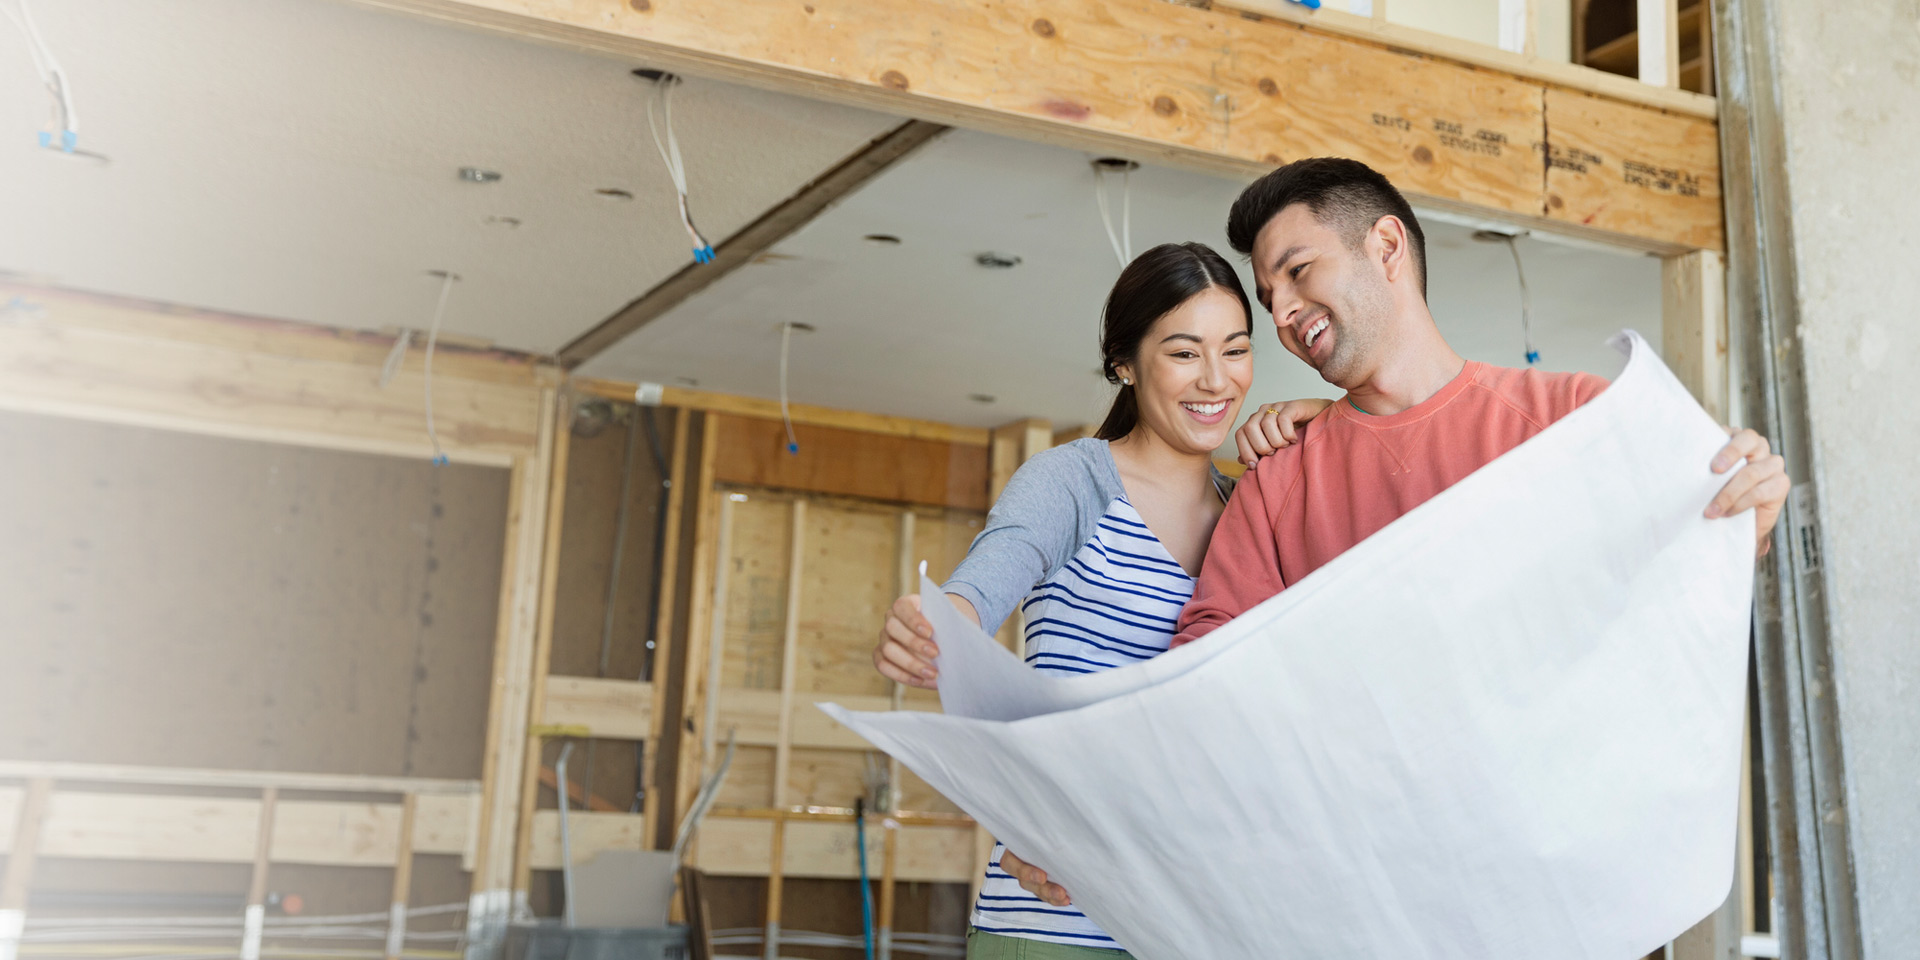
[1122,378,1131,385]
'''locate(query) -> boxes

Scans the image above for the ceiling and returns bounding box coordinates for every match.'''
[584,129,1662,432]
[1,0,1661,440]
[0,0,901,352]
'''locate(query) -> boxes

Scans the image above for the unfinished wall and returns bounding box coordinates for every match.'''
[0,409,508,913]
[1766,1,1920,952]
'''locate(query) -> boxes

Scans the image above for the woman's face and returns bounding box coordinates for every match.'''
[1113,287,1254,457]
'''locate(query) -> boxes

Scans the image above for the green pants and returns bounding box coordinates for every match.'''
[966,928,1136,959]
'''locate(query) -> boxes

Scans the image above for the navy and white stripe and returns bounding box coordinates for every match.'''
[968,495,1194,948]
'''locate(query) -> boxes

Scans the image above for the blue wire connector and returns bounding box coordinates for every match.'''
[1291,0,1322,9]
[38,130,76,153]
[1526,349,1540,365]
[786,441,799,455]
[693,242,716,264]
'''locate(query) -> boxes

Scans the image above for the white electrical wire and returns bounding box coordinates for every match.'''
[778,322,799,455]
[1499,235,1539,365]
[2,0,78,151]
[422,271,458,465]
[643,76,715,263]
[1094,164,1133,268]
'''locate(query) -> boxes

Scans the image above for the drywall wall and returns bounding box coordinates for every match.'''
[1766,0,1920,952]
[0,410,508,914]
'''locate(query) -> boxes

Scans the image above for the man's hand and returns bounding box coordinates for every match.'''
[872,594,939,689]
[1706,427,1790,557]
[999,849,1072,907]
[1236,398,1336,467]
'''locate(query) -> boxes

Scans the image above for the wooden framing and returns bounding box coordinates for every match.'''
[351,0,1720,252]
[577,378,990,447]
[640,407,693,847]
[558,120,948,367]
[0,283,552,466]
[511,392,577,898]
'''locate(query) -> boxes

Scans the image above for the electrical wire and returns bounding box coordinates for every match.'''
[1093,164,1133,268]
[421,271,458,465]
[643,75,716,263]
[1498,235,1540,365]
[2,0,78,151]
[778,322,799,456]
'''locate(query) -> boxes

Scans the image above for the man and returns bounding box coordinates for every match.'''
[1003,156,1790,907]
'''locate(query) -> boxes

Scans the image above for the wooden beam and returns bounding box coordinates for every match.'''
[1661,250,1729,421]
[673,416,724,844]
[710,413,991,511]
[576,379,990,446]
[0,761,477,796]
[694,817,973,884]
[348,0,1719,251]
[511,391,577,898]
[467,388,560,956]
[557,121,947,367]
[540,676,656,740]
[0,283,550,466]
[988,418,1053,504]
[538,767,624,814]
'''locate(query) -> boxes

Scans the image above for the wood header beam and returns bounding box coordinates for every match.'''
[347,0,1719,252]
[574,378,991,446]
[557,120,947,367]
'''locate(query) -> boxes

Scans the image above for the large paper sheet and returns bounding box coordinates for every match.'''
[821,333,1753,959]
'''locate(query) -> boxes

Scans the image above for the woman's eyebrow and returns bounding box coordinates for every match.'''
[1158,332,1203,344]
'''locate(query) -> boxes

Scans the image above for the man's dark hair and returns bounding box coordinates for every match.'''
[1225,157,1427,297]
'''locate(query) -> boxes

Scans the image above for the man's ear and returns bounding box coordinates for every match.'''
[1374,215,1411,283]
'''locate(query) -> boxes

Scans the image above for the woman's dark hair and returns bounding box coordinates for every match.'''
[1094,242,1253,441]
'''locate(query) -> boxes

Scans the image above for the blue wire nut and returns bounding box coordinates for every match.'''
[786,442,800,455]
[431,453,449,466]
[1526,350,1541,365]
[1290,0,1322,9]
[693,242,716,264]
[37,130,76,152]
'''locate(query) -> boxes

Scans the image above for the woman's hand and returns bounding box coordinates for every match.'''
[999,849,1073,906]
[1236,397,1336,467]
[873,594,941,689]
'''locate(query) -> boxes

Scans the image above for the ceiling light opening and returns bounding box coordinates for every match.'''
[459,167,503,184]
[595,188,635,201]
[969,393,997,404]
[863,233,902,246]
[976,253,1022,269]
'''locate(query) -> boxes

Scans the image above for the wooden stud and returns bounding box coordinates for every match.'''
[641,407,693,849]
[673,414,723,841]
[385,794,418,960]
[349,0,1719,252]
[0,778,50,960]
[988,418,1053,504]
[558,122,946,367]
[469,386,559,956]
[1637,0,1682,87]
[763,813,787,960]
[700,496,737,775]
[511,390,576,898]
[242,787,278,960]
[763,500,807,960]
[0,762,476,796]
[1661,250,1729,421]
[574,379,990,447]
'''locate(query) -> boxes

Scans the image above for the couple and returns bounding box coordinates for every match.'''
[872,157,1790,959]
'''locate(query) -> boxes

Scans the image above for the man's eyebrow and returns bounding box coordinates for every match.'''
[1270,244,1308,274]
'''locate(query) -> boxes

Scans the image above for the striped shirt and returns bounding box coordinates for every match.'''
[943,440,1229,949]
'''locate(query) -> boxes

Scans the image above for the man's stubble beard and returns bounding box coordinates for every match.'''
[1316,274,1393,388]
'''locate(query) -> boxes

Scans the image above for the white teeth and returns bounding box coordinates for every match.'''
[1303,317,1330,349]
[1181,401,1227,416]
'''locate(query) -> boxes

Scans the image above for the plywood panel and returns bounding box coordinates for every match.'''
[720,494,795,691]
[712,747,778,809]
[712,416,989,511]
[785,749,881,808]
[795,503,899,698]
[1543,88,1724,250]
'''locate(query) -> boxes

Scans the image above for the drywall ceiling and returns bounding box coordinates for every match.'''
[583,129,1663,433]
[0,0,902,353]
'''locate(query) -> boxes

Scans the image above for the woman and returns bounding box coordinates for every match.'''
[871,242,1329,958]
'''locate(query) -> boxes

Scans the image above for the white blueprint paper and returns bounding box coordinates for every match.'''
[821,333,1754,959]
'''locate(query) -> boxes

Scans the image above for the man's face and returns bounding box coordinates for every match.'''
[1248,204,1394,388]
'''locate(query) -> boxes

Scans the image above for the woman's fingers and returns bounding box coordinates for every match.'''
[873,594,940,688]
[1000,849,1073,907]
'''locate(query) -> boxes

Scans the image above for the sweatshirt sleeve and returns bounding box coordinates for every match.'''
[942,446,1095,635]
[1172,464,1286,647]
